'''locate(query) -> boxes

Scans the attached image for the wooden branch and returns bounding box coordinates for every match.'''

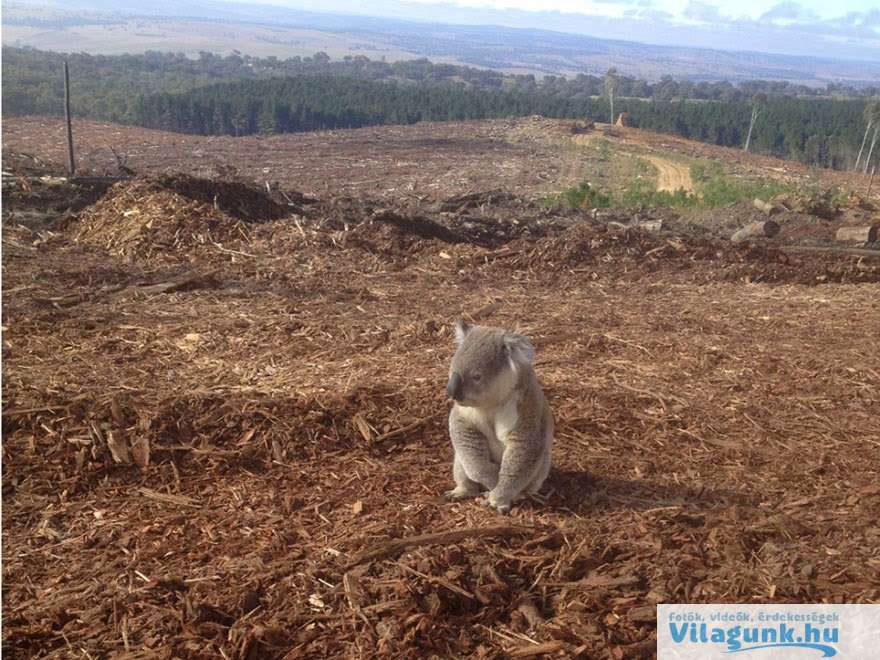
[396,561,476,600]
[345,525,531,568]
[108,271,219,300]
[371,411,442,443]
[137,487,200,508]
[2,405,63,417]
[508,641,565,658]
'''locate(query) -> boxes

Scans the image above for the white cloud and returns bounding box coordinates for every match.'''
[682,1,729,23]
[760,2,815,22]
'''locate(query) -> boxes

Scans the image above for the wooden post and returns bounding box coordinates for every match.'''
[63,61,75,178]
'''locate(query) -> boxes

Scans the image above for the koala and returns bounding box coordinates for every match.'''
[444,321,554,514]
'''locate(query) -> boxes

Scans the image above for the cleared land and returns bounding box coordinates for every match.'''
[4,116,874,205]
[2,118,879,658]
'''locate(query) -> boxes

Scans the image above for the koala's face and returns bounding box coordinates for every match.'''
[447,322,534,407]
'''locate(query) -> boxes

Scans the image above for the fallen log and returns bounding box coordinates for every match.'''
[753,198,783,216]
[731,220,780,243]
[782,245,880,258]
[835,226,878,244]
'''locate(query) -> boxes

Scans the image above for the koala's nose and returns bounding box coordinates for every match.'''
[447,372,463,401]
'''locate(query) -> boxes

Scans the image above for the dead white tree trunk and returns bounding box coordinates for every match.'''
[609,90,615,125]
[855,120,873,171]
[863,126,879,174]
[744,106,759,152]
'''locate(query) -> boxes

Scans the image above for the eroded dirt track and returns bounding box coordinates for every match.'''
[643,155,694,192]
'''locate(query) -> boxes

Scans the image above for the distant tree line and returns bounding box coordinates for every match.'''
[4,46,877,118]
[131,76,868,170]
[2,46,877,170]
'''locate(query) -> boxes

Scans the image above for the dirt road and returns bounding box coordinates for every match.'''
[568,128,694,193]
[644,154,694,192]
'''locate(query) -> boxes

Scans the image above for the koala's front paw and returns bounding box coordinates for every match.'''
[481,489,512,515]
[444,487,480,501]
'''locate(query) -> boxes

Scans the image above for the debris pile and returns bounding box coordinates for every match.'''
[506,221,691,271]
[493,220,880,284]
[569,120,595,134]
[341,210,466,256]
[74,178,248,259]
[149,173,293,221]
[771,190,839,219]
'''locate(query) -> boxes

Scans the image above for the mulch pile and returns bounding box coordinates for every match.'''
[3,170,880,659]
[73,178,252,260]
[150,173,292,221]
[342,210,468,256]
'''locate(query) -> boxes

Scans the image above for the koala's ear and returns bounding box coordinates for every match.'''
[454,320,472,345]
[504,332,535,368]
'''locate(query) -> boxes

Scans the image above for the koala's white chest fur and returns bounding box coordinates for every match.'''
[455,396,520,464]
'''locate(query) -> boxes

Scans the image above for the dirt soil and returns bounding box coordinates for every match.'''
[642,156,693,193]
[3,160,879,659]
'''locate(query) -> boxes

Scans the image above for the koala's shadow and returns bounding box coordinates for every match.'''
[533,468,755,516]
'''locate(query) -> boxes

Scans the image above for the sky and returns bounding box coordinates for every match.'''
[416,0,880,39]
[237,0,880,59]
[249,0,880,32]
[400,0,878,22]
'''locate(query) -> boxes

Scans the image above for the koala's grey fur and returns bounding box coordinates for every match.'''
[444,321,553,514]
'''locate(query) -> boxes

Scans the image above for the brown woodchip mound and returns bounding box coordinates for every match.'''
[74,178,249,260]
